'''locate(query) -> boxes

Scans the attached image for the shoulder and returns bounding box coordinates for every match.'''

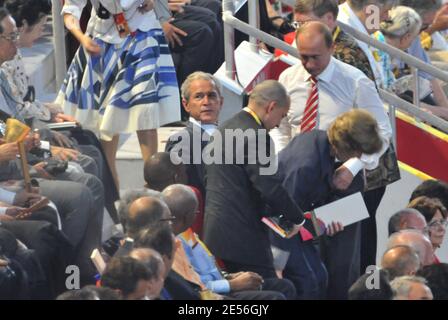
[279,64,303,86]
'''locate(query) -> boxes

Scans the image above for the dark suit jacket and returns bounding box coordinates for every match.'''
[203,111,305,268]
[278,130,364,211]
[165,121,209,196]
[163,270,201,300]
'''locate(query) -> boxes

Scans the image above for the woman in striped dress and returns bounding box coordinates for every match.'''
[57,0,180,188]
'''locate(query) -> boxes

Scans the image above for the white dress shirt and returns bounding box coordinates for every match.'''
[337,2,384,88]
[271,57,392,176]
[62,0,160,44]
[0,187,16,215]
[189,117,218,137]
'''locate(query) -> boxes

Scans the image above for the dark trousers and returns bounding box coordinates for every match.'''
[361,186,386,274]
[320,221,362,300]
[229,278,297,300]
[171,5,224,84]
[221,259,277,280]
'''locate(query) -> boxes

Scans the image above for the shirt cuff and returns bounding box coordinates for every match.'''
[343,157,365,177]
[0,207,7,215]
[40,140,51,151]
[206,280,231,294]
[0,188,16,204]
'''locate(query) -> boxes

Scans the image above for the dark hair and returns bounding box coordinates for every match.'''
[416,263,448,300]
[294,0,339,19]
[134,225,175,259]
[408,196,448,223]
[410,180,448,209]
[0,7,10,34]
[348,269,394,300]
[101,256,151,298]
[3,0,51,28]
[56,285,121,300]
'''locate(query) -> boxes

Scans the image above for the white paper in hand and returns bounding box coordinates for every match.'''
[313,192,369,227]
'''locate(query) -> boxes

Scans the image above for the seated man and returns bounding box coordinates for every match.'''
[381,245,421,280]
[387,229,435,267]
[165,71,222,197]
[144,152,188,192]
[417,263,448,300]
[388,208,428,235]
[274,109,383,299]
[391,275,434,300]
[163,184,297,300]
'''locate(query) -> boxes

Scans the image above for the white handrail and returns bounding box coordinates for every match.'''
[51,0,67,90]
[221,10,448,133]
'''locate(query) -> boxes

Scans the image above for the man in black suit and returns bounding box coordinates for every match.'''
[203,80,306,279]
[165,71,223,197]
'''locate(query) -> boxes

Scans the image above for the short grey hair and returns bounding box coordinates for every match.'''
[249,80,289,108]
[400,0,442,17]
[380,6,422,38]
[348,0,399,12]
[388,208,424,236]
[390,275,428,299]
[180,71,221,101]
[161,184,198,220]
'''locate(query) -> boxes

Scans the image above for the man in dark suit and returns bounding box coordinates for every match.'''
[203,80,306,279]
[274,109,383,299]
[165,71,223,197]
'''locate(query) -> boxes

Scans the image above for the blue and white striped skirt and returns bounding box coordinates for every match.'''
[56,29,180,140]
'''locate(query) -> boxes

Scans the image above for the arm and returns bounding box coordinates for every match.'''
[342,76,392,178]
[431,79,448,108]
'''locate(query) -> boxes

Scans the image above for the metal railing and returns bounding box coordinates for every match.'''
[221,0,448,146]
[52,0,67,90]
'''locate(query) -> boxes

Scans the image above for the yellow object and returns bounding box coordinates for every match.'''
[4,118,30,143]
[420,32,433,51]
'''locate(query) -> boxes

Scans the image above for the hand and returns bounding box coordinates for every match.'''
[5,206,27,219]
[33,162,54,180]
[162,20,188,47]
[228,272,263,292]
[51,146,79,161]
[138,0,154,13]
[326,221,344,237]
[80,35,101,56]
[0,259,8,267]
[428,4,448,33]
[0,141,19,162]
[13,190,42,207]
[53,113,78,124]
[333,165,354,190]
[52,131,74,148]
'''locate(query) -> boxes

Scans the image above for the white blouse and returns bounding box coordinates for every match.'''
[62,0,160,44]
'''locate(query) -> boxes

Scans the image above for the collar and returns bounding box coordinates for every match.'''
[302,57,336,83]
[189,117,217,134]
[243,107,262,126]
[339,2,370,37]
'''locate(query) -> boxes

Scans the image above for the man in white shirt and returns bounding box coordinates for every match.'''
[272,21,392,299]
[272,22,392,189]
[337,0,398,88]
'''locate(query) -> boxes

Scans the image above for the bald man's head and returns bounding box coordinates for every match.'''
[381,245,421,280]
[126,197,172,238]
[387,230,435,267]
[144,152,188,191]
[162,184,198,235]
[296,21,334,77]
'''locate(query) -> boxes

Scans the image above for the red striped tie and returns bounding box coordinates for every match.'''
[299,76,319,133]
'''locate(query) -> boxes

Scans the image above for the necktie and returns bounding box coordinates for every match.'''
[299,76,318,133]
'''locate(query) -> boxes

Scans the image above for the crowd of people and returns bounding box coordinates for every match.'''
[0,0,447,300]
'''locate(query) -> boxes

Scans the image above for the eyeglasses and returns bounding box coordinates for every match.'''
[427,219,448,229]
[0,31,20,42]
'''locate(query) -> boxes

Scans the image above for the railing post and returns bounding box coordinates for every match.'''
[411,67,420,109]
[388,104,397,149]
[248,0,259,53]
[222,1,237,80]
[52,0,67,90]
